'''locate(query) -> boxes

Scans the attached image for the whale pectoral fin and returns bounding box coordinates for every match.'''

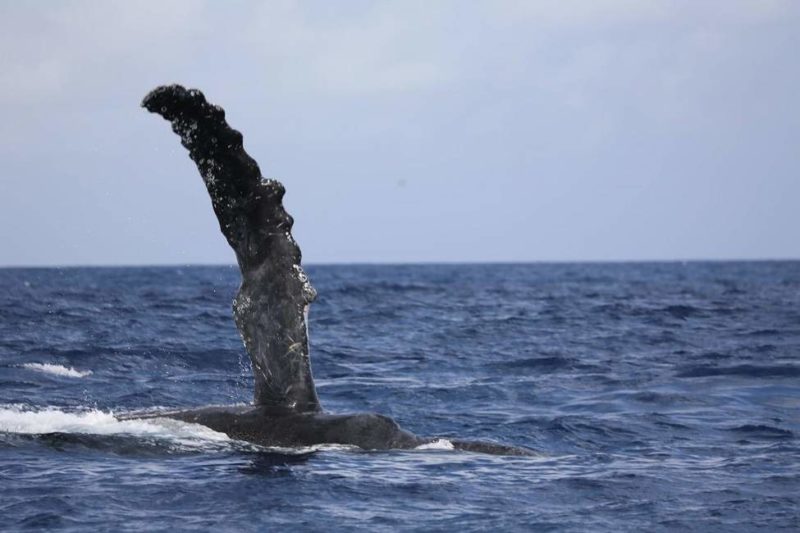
[143,85,320,412]
[450,439,539,456]
[141,85,285,268]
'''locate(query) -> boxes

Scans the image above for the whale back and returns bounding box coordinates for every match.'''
[142,85,320,412]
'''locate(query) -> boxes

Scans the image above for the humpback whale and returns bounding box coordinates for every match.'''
[132,85,532,456]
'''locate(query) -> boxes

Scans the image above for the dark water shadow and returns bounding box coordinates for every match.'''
[237,450,316,476]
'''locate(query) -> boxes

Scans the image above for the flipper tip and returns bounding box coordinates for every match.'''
[141,84,216,120]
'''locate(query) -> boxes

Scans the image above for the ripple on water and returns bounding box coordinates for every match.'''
[1,263,799,530]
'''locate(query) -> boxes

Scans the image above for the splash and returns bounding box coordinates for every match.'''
[0,405,231,450]
[21,363,92,378]
[415,438,455,450]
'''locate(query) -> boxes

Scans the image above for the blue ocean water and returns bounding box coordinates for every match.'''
[0,262,798,531]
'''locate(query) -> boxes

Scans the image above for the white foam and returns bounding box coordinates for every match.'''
[21,363,92,378]
[415,438,455,450]
[0,405,231,450]
[264,443,359,455]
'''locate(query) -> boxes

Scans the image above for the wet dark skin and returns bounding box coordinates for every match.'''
[129,85,534,456]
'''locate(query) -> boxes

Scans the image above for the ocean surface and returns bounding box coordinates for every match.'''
[0,262,798,531]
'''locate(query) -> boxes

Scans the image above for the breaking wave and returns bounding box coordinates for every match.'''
[21,363,93,378]
[0,405,230,451]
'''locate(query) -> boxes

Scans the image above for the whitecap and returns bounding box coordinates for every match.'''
[262,443,359,455]
[21,363,93,378]
[0,405,231,450]
[415,438,455,450]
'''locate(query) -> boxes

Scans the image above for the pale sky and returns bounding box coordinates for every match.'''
[1,1,798,266]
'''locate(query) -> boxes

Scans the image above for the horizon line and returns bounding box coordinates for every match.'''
[2,257,799,269]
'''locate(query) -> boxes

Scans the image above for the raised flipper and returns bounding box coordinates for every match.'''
[142,85,320,412]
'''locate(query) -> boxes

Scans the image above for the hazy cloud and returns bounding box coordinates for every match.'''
[1,1,798,265]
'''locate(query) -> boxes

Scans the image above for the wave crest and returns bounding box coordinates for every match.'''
[21,363,93,378]
[0,405,231,451]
